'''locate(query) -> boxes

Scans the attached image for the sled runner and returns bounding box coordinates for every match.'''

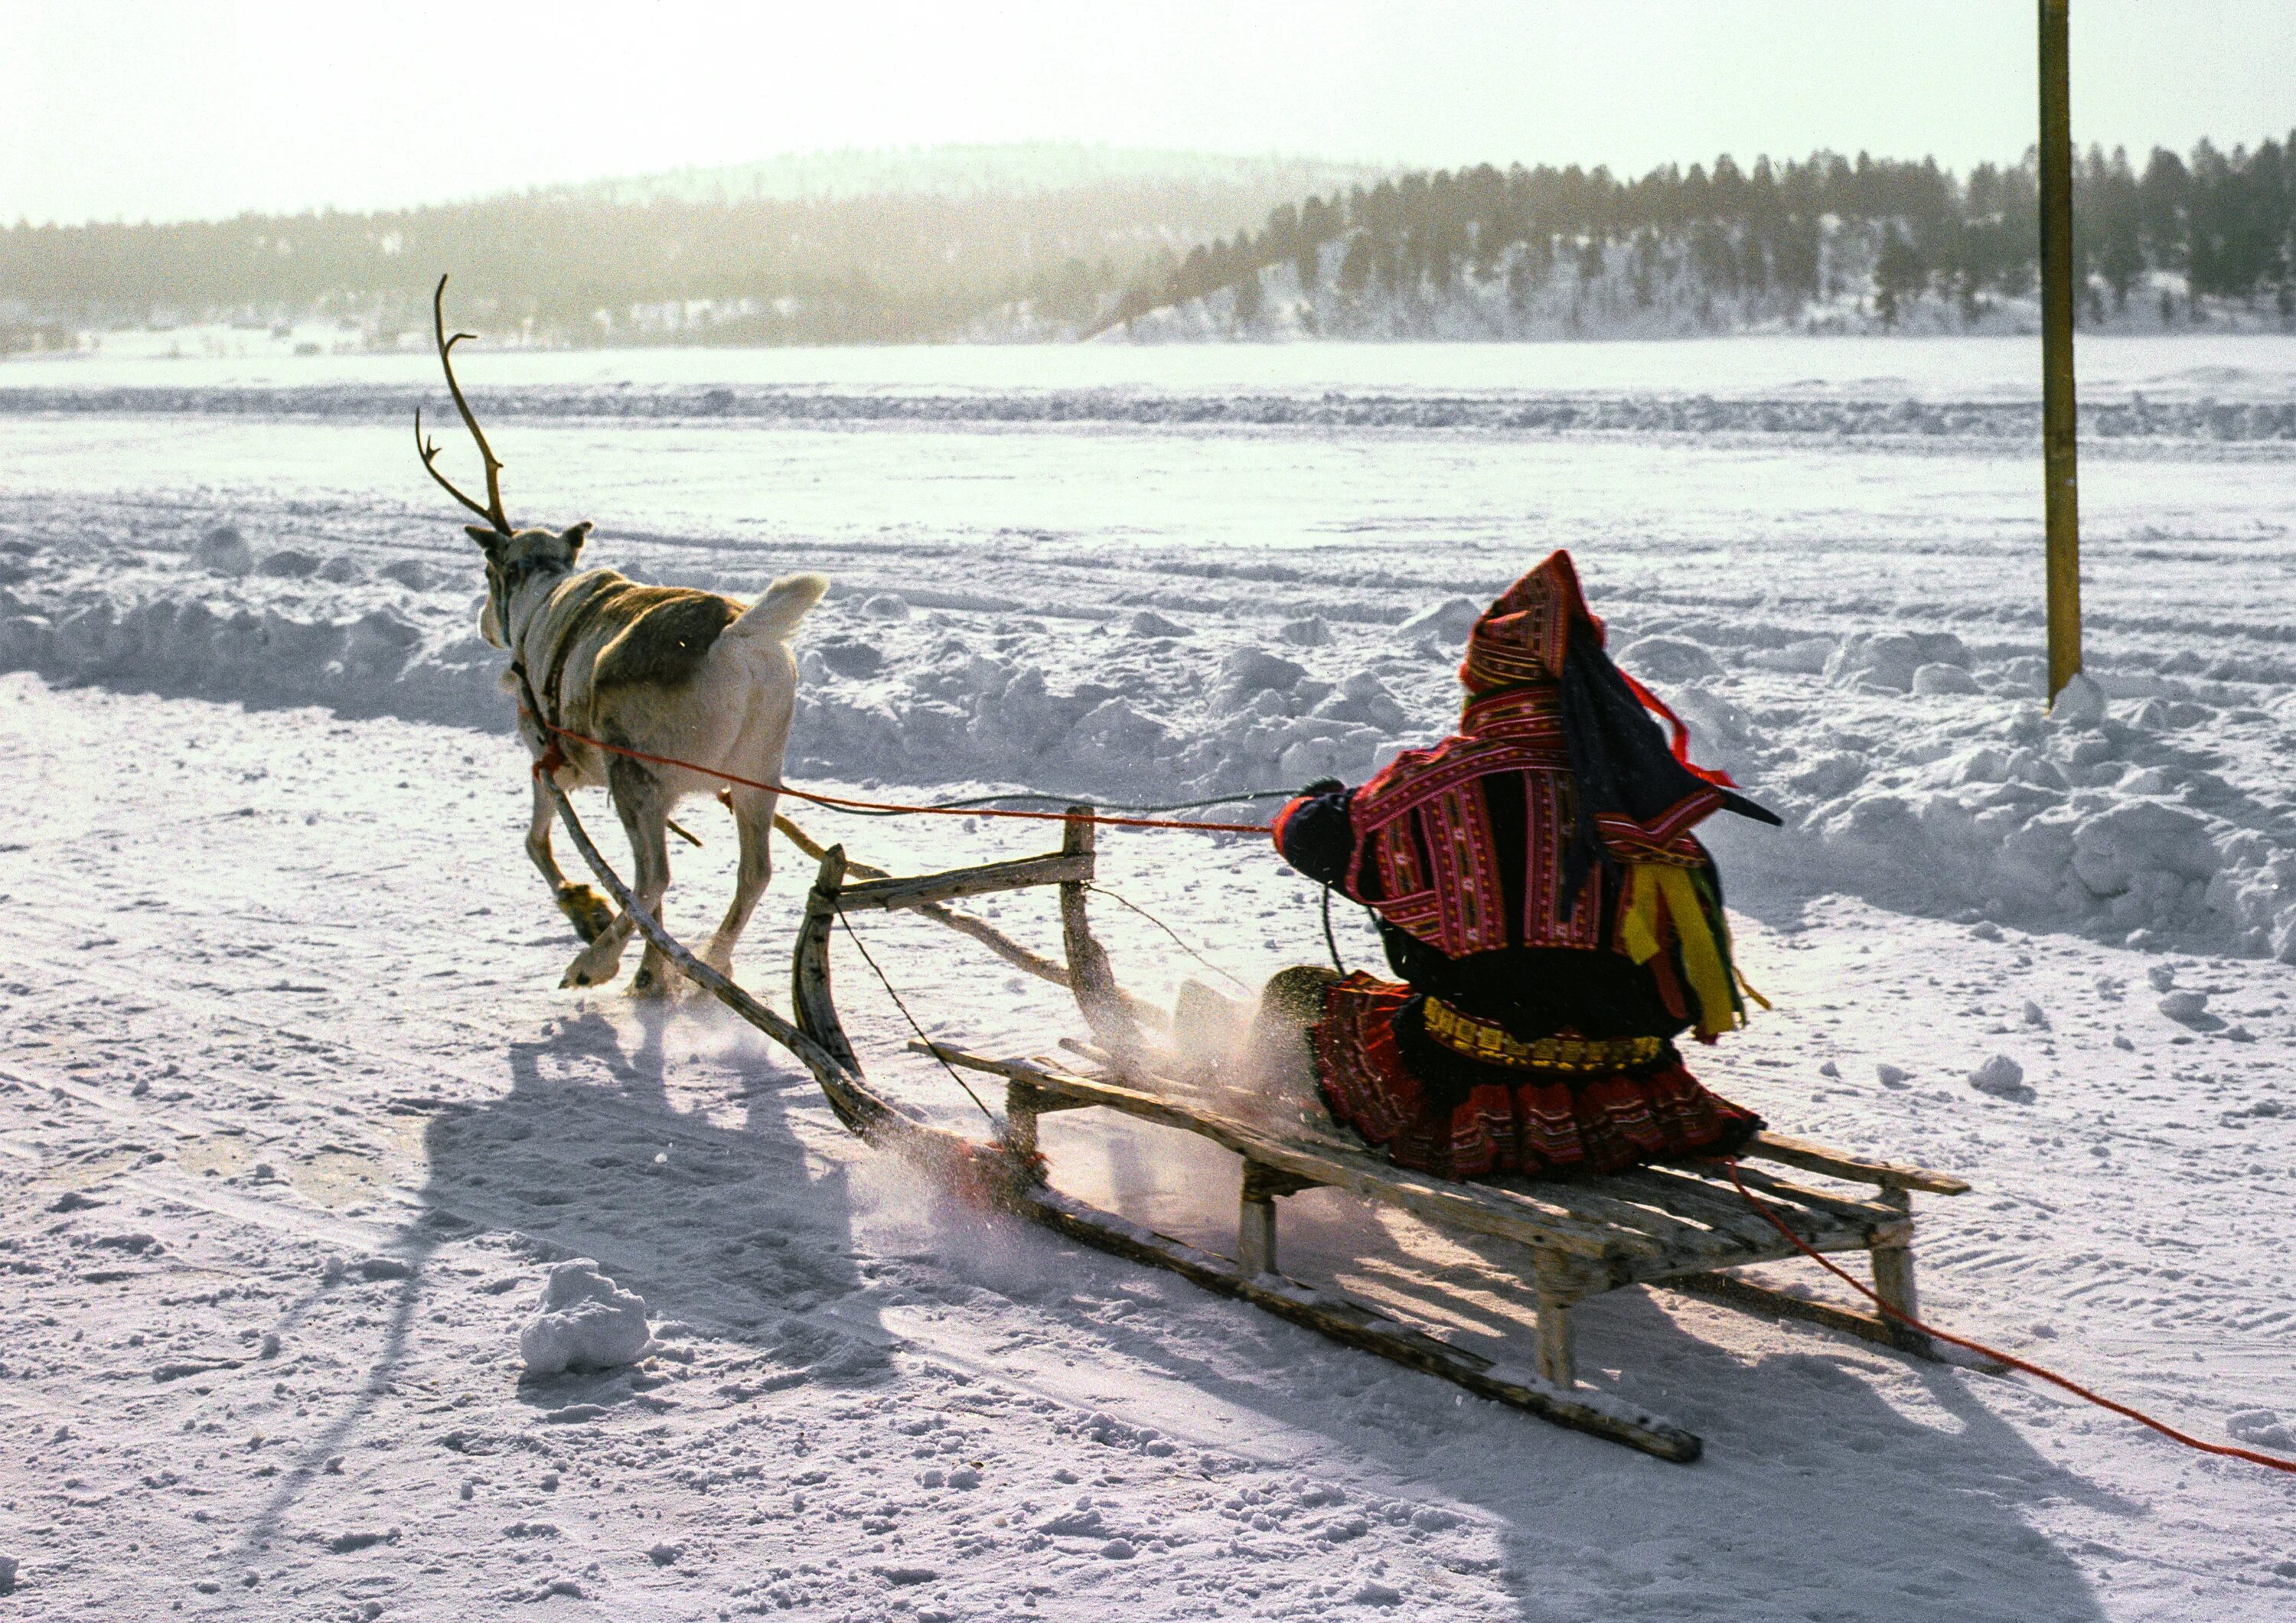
[778,810,1971,1465]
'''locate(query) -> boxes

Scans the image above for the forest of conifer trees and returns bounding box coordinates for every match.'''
[1120,139,2296,337]
[3,138,2291,350]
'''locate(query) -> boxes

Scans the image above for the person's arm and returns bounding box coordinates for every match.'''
[1270,777,1355,887]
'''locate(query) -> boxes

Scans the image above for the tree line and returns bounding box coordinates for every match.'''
[1117,136,2296,331]
[0,179,1250,346]
[5,137,2290,347]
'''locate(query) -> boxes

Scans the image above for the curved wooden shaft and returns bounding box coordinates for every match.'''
[533,766,1006,1195]
[1058,808,1150,1067]
[792,845,863,1080]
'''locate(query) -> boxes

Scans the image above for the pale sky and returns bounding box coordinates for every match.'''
[6,0,2294,226]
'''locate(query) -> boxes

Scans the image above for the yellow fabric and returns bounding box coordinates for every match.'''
[1618,862,1746,1040]
[1619,865,1665,964]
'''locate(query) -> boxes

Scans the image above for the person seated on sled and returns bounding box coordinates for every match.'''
[1257,549,1782,1181]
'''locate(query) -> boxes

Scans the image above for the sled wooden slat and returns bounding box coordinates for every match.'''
[834,851,1093,912]
[912,1042,1649,1263]
[1741,1131,1971,1197]
[1026,1042,1879,1248]
[1698,1160,1910,1229]
[1594,1165,1869,1255]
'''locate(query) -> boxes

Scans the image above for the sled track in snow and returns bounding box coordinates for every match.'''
[7,380,2296,451]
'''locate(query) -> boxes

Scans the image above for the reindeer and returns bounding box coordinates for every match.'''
[417,275,827,996]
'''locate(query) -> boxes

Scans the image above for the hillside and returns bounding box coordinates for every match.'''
[0,145,1384,353]
[6,139,2291,350]
[1109,139,2296,341]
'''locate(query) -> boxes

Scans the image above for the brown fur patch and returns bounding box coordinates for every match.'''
[590,588,739,691]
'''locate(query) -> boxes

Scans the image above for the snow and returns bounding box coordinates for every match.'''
[1968,1054,2030,1100]
[6,350,2295,957]
[2,334,2294,1617]
[518,1261,655,1379]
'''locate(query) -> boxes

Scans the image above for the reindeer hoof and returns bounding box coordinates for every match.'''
[557,885,615,944]
[561,945,621,989]
[628,963,676,1000]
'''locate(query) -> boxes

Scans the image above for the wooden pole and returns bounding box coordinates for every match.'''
[2038,0,2082,704]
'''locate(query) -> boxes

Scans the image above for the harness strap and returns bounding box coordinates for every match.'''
[538,578,634,739]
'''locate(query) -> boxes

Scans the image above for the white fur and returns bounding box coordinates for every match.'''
[478,523,825,996]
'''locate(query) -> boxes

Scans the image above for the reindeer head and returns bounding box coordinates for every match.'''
[471,520,592,649]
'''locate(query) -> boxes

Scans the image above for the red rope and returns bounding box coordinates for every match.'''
[518,709,1270,836]
[1721,1159,2296,1477]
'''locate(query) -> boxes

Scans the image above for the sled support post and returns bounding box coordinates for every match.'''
[1236,1159,1313,1276]
[1868,1187,1927,1356]
[1005,1082,1040,1161]
[1060,807,1150,1064]
[1532,1263,1577,1390]
[1238,1185,1277,1276]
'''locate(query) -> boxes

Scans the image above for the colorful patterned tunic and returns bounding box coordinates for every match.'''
[1270,550,1782,1181]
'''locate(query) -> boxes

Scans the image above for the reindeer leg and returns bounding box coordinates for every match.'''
[702,786,778,978]
[559,756,665,992]
[527,775,614,943]
[618,761,678,1000]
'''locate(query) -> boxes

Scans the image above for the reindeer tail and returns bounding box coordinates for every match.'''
[727,573,829,642]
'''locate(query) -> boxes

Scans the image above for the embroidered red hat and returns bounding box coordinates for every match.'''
[1459,549,1606,696]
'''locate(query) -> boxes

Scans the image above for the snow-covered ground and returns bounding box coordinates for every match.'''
[2,337,2293,1618]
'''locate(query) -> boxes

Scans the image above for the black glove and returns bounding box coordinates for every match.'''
[1300,777,1345,797]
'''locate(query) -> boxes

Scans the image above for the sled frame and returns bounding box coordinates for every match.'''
[787,810,1972,1465]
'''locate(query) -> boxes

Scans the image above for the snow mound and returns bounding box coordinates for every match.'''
[1397,597,1479,643]
[1618,635,1721,683]
[2227,1409,2296,1450]
[1968,1054,2030,1099]
[194,524,252,576]
[6,495,2296,961]
[2158,989,2212,1024]
[1127,609,1190,637]
[519,1260,654,1378]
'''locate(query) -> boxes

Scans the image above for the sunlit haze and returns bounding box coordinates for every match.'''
[6,0,2294,225]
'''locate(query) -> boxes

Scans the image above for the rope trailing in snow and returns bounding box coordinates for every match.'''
[518,706,1275,836]
[1722,1159,2296,1478]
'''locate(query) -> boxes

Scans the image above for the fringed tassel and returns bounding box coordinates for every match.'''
[1618,862,1760,1040]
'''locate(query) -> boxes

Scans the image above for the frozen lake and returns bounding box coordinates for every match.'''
[8,330,2296,401]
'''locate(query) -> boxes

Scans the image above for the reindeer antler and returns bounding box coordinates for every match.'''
[414,272,513,536]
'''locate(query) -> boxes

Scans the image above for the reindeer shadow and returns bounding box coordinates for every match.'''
[413,1007,892,1398]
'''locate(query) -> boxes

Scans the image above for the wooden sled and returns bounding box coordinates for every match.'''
[781,810,1973,1465]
